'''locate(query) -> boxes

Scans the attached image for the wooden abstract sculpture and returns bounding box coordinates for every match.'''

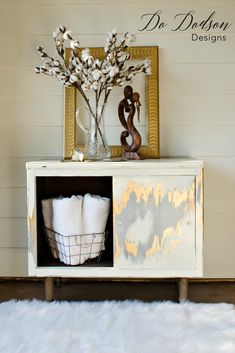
[118,85,142,160]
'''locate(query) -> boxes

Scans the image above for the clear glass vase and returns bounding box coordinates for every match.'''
[76,103,111,160]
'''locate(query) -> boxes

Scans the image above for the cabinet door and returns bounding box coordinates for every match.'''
[113,176,196,270]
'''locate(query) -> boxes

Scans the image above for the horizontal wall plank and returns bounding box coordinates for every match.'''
[0,4,234,35]
[204,156,235,191]
[1,33,235,67]
[0,248,27,277]
[0,127,62,157]
[160,125,235,157]
[205,198,235,219]
[203,157,235,219]
[0,218,27,248]
[160,64,235,95]
[0,188,26,218]
[0,97,63,127]
[0,158,28,187]
[204,258,235,278]
[204,242,235,278]
[0,157,61,187]
[204,217,235,250]
[0,68,62,97]
[160,94,235,126]
[204,199,235,219]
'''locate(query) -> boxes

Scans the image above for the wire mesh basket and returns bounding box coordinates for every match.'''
[44,226,108,266]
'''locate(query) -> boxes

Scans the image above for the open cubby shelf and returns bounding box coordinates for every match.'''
[36,176,113,267]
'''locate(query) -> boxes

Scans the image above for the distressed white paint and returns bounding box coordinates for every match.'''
[26,159,203,278]
[0,0,234,277]
[113,175,196,271]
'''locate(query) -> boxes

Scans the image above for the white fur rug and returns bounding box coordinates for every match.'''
[0,300,235,353]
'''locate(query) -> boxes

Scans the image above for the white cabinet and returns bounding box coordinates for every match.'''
[26,159,203,279]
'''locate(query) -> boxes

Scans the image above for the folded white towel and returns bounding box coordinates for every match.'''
[82,193,110,258]
[41,198,58,259]
[52,195,83,236]
[56,234,88,266]
[41,198,53,229]
[52,195,85,265]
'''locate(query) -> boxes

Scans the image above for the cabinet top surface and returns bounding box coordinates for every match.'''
[26,158,203,170]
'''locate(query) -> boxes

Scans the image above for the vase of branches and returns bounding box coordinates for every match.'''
[35,26,151,160]
[76,102,110,160]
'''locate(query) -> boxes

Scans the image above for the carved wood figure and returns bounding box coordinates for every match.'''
[118,86,142,160]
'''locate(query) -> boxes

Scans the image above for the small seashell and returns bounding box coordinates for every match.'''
[72,147,84,162]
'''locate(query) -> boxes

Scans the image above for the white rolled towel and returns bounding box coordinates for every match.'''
[52,195,85,265]
[41,198,58,259]
[82,193,110,259]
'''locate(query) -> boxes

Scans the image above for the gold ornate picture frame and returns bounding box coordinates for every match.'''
[64,46,159,159]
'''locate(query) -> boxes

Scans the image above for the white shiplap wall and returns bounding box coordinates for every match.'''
[0,0,234,277]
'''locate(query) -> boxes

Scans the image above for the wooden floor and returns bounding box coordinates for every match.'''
[0,278,234,303]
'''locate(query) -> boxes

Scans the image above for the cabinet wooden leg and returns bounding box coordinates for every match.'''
[44,277,54,301]
[178,278,188,302]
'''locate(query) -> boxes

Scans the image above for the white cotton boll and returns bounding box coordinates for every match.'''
[92,81,98,90]
[92,69,101,81]
[144,59,151,68]
[107,31,113,41]
[53,27,61,38]
[123,33,136,48]
[71,40,79,49]
[145,67,151,75]
[106,53,111,61]
[59,25,66,33]
[53,60,60,67]
[94,59,101,68]
[71,58,77,66]
[81,48,90,62]
[88,57,94,66]
[69,74,78,83]
[120,35,125,43]
[125,32,136,42]
[63,30,72,40]
[109,65,119,78]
